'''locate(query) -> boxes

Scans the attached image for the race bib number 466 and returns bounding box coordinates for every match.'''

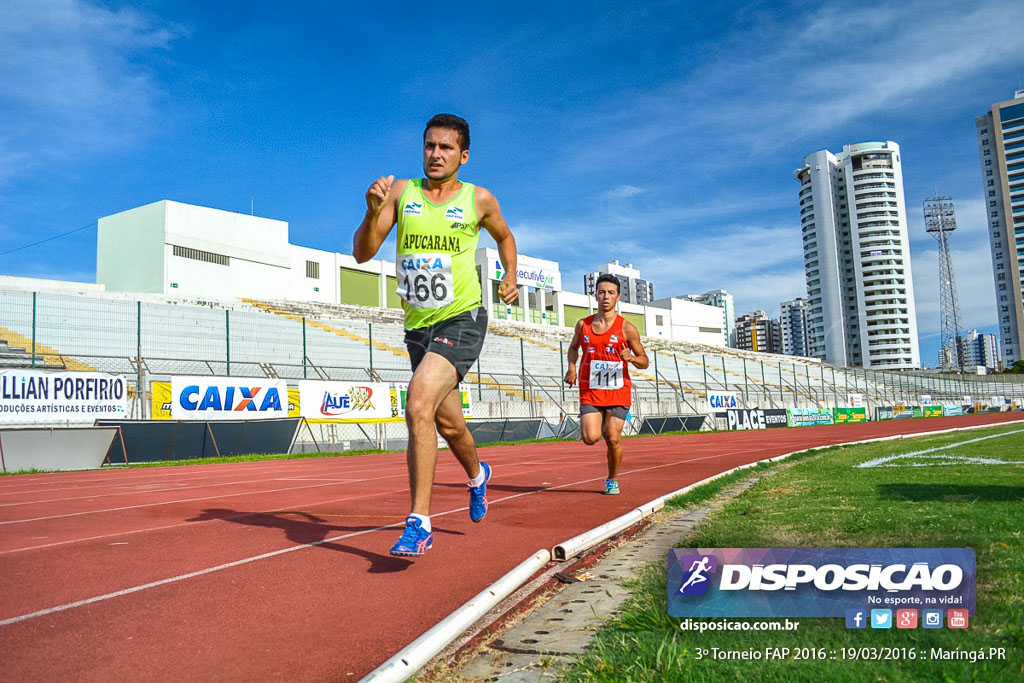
[397,253,453,308]
[589,360,623,390]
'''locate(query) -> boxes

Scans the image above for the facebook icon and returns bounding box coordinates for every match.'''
[845,609,866,629]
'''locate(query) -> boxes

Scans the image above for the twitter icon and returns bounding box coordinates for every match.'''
[871,609,892,629]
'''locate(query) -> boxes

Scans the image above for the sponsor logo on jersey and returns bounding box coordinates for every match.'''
[444,206,464,221]
[403,201,423,216]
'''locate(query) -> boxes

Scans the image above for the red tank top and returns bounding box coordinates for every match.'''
[579,314,632,407]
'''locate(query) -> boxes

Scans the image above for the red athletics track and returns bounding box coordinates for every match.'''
[0,413,1021,681]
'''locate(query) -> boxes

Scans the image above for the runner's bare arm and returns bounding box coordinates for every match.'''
[353,176,407,263]
[476,187,519,304]
[621,321,649,369]
[565,320,583,385]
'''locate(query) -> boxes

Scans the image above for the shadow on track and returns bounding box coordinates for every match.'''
[186,508,464,573]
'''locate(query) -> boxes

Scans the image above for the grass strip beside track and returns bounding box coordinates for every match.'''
[564,423,1024,682]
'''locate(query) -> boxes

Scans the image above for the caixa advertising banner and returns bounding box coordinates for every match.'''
[171,377,288,420]
[667,548,975,618]
[298,381,392,422]
[1,370,129,423]
[725,408,787,430]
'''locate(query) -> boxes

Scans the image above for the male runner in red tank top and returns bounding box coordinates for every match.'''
[564,273,649,495]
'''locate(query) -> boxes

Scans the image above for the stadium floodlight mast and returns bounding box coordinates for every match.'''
[923,196,964,374]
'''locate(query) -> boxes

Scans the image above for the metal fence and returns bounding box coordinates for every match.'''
[3,286,1023,445]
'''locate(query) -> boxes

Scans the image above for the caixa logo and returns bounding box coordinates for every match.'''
[179,385,282,412]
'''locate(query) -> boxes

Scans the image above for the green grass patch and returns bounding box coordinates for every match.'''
[566,423,1024,682]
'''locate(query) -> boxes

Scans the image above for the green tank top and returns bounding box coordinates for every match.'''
[395,178,482,329]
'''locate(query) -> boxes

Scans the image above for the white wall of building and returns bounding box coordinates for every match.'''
[95,200,733,344]
[650,298,726,346]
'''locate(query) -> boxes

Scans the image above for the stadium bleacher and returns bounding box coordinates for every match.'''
[2,284,1022,426]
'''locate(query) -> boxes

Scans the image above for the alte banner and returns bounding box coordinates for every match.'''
[0,370,129,423]
[298,381,392,421]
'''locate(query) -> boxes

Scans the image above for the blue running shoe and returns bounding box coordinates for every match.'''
[468,461,492,523]
[390,516,433,557]
[604,479,620,495]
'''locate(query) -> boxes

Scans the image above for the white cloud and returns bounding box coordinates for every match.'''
[603,185,646,200]
[0,0,185,186]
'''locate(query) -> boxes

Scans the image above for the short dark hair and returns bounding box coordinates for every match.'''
[424,113,470,151]
[596,273,620,294]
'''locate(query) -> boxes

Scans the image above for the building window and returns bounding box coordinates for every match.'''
[987,170,994,176]
[655,315,663,325]
[306,260,320,279]
[985,160,992,166]
[171,245,229,266]
[982,139,989,146]
[990,191,997,197]
[988,180,995,186]
[984,149,991,156]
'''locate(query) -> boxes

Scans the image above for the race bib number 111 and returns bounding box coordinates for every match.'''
[590,360,623,390]
[397,253,454,308]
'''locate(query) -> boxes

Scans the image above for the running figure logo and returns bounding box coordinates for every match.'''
[677,554,718,595]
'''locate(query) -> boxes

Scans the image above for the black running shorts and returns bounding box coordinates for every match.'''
[405,307,487,381]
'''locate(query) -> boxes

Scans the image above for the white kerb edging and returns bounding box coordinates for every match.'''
[361,548,551,683]
[552,501,664,561]
[554,418,1024,561]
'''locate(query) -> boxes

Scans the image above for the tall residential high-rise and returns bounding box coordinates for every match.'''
[975,90,1024,367]
[794,141,921,369]
[735,310,781,354]
[957,329,1001,371]
[584,260,654,305]
[682,289,736,347]
[780,297,811,357]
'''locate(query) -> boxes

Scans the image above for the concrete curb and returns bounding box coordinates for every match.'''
[363,418,1024,681]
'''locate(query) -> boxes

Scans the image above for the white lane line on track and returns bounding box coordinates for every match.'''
[0,486,413,556]
[0,447,762,627]
[0,474,386,509]
[0,461,403,497]
[0,456,619,551]
[0,478,397,526]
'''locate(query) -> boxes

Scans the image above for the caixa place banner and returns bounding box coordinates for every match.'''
[667,548,975,618]
[726,408,787,430]
[171,377,288,420]
[298,381,392,422]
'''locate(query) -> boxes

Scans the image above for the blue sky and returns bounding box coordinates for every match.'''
[2,0,1023,366]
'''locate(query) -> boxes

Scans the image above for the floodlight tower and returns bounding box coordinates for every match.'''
[923,196,964,373]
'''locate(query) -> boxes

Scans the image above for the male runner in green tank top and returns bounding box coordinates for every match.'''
[353,114,519,557]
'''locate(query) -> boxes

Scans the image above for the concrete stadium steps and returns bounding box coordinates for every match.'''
[238,298,410,370]
[2,286,1016,408]
[0,325,96,372]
